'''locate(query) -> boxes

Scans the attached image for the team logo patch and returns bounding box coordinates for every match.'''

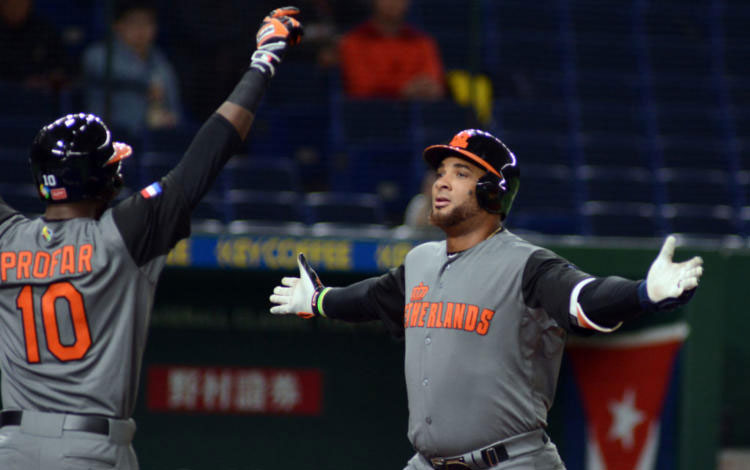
[39,184,50,200]
[50,188,68,201]
[410,282,429,301]
[140,182,163,199]
[41,225,53,242]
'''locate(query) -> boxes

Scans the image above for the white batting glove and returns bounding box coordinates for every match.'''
[269,253,326,318]
[644,235,703,306]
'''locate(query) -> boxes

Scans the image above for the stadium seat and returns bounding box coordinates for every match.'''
[659,137,729,172]
[663,203,737,236]
[500,131,569,166]
[582,201,662,237]
[659,168,734,206]
[224,156,301,192]
[304,192,386,225]
[580,166,656,203]
[655,104,722,139]
[227,190,305,224]
[581,133,651,168]
[512,164,576,211]
[510,164,581,235]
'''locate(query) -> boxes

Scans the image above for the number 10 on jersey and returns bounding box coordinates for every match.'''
[16,282,92,363]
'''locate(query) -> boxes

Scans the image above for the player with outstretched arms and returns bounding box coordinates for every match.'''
[270,129,704,470]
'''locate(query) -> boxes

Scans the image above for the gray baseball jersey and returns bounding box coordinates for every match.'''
[0,211,164,417]
[402,231,572,456]
[322,228,647,462]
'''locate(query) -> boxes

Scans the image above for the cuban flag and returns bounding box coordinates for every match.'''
[140,182,163,199]
[561,323,688,470]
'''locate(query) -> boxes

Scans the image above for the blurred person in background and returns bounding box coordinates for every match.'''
[82,0,182,134]
[339,0,445,100]
[0,0,70,91]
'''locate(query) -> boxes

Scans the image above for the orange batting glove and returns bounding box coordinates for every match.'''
[251,6,304,77]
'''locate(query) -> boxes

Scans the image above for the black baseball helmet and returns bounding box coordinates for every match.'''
[29,113,132,203]
[423,129,520,220]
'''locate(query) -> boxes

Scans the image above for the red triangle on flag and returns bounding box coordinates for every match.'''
[567,324,688,470]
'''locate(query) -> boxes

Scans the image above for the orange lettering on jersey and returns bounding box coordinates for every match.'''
[17,251,32,280]
[32,252,50,279]
[78,244,93,273]
[1,252,16,282]
[417,302,429,327]
[443,302,454,329]
[410,303,420,327]
[453,303,466,329]
[426,302,439,328]
[434,302,444,328]
[406,299,497,336]
[60,245,76,275]
[476,308,496,336]
[404,303,414,327]
[49,249,61,277]
[464,305,479,332]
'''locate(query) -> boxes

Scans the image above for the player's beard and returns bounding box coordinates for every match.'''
[429,192,483,229]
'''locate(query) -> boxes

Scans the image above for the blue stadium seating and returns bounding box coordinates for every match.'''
[224,157,301,193]
[304,192,386,225]
[0,0,747,238]
[583,201,662,237]
[227,190,305,224]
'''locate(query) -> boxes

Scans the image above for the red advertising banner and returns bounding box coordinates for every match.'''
[147,365,323,415]
[567,323,688,470]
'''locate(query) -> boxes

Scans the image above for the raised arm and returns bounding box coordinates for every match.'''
[112,7,304,267]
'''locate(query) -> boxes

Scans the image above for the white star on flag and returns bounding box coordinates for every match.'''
[608,388,645,449]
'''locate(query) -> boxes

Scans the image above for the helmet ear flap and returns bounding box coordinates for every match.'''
[475,172,505,216]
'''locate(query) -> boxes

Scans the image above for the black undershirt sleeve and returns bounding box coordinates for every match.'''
[112,114,242,266]
[323,265,406,338]
[522,249,645,333]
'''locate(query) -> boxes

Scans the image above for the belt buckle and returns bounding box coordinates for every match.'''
[444,459,472,470]
[430,457,472,470]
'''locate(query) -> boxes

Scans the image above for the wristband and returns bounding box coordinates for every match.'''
[311,287,330,318]
[226,68,269,114]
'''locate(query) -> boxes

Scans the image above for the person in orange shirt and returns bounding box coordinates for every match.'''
[339,0,445,100]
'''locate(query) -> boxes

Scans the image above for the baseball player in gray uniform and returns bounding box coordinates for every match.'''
[269,129,704,469]
[0,7,302,469]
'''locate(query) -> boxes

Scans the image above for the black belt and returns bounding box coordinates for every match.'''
[429,431,549,470]
[0,410,110,436]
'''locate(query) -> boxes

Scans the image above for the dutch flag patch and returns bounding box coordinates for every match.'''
[140,182,163,199]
